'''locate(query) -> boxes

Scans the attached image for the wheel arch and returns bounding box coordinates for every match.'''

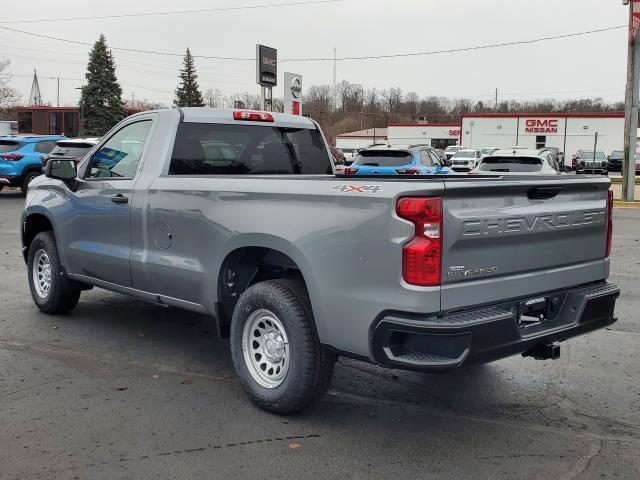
[22,209,57,264]
[215,239,317,338]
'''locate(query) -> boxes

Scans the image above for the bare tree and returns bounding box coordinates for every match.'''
[0,59,20,111]
[204,88,223,108]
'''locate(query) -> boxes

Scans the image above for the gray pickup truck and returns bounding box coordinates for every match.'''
[21,108,619,413]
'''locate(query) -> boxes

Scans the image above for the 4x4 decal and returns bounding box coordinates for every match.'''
[332,184,383,194]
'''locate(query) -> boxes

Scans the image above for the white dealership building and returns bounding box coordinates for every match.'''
[386,123,462,150]
[459,113,624,164]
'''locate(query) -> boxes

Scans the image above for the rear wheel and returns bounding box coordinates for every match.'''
[21,171,40,195]
[230,279,335,414]
[27,231,80,314]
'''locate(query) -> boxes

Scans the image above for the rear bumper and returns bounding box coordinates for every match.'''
[371,282,619,371]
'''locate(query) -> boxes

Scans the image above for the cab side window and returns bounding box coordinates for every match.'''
[86,121,152,179]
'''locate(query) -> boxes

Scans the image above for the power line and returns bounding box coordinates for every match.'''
[0,25,254,60]
[0,0,343,24]
[280,25,627,61]
[0,24,627,63]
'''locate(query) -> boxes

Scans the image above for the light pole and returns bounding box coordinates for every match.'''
[623,0,639,201]
[75,86,84,137]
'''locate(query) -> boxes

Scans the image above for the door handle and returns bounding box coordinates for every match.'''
[111,194,129,204]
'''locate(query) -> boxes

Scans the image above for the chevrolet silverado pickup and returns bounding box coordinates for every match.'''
[21,108,619,413]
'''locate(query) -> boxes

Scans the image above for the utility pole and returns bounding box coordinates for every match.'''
[56,77,60,107]
[623,0,640,201]
[332,47,337,110]
[495,88,498,110]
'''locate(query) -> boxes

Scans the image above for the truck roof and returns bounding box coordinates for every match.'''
[138,107,317,130]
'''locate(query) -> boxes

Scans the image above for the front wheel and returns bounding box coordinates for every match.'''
[27,231,80,314]
[230,279,335,414]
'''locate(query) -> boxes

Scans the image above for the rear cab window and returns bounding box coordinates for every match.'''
[169,123,331,175]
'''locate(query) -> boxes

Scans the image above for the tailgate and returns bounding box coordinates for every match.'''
[440,177,610,311]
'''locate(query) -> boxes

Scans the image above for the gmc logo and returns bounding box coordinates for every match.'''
[449,130,461,136]
[525,119,558,133]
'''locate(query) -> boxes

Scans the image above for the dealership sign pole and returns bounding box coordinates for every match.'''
[256,45,277,111]
[623,0,640,201]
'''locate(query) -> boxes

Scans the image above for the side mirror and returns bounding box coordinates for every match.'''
[45,159,77,181]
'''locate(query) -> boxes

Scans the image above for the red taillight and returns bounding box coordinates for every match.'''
[396,197,443,286]
[606,189,613,258]
[395,168,420,175]
[343,167,358,175]
[233,111,274,122]
[0,154,24,161]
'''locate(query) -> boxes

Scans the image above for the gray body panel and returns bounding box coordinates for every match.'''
[22,108,612,361]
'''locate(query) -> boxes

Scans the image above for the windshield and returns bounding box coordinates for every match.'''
[354,150,413,167]
[479,156,543,172]
[0,140,23,153]
[453,151,475,158]
[480,148,496,154]
[444,146,462,153]
[581,151,606,160]
[610,151,623,157]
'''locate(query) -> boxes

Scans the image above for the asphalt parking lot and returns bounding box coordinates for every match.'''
[1,189,639,480]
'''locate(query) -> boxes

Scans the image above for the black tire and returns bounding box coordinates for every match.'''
[27,231,80,314]
[21,170,40,195]
[230,279,335,414]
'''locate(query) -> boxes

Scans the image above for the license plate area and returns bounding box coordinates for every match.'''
[516,296,550,329]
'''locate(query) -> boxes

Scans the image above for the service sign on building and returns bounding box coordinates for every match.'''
[256,45,277,87]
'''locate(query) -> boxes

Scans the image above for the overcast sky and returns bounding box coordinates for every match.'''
[0,0,630,107]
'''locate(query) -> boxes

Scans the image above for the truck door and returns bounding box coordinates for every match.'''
[62,119,154,287]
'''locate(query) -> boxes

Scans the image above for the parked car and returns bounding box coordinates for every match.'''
[479,146,499,158]
[23,108,618,414]
[443,145,465,160]
[450,149,482,172]
[345,146,452,175]
[43,138,101,167]
[340,147,359,165]
[0,135,66,194]
[575,150,608,175]
[330,146,345,163]
[470,149,565,175]
[608,150,623,172]
[538,147,564,167]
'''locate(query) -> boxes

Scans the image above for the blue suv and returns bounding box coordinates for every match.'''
[0,135,66,194]
[344,146,453,176]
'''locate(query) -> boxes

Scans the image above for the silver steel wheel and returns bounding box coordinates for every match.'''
[242,309,290,389]
[33,249,52,299]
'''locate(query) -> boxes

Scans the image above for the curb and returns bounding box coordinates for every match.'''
[613,200,640,208]
[609,177,640,185]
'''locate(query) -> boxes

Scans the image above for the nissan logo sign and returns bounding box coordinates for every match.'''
[290,77,302,99]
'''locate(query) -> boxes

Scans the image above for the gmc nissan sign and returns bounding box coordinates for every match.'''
[256,44,277,87]
[525,119,558,134]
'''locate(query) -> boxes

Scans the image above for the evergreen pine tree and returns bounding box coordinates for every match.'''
[174,48,205,107]
[79,34,126,136]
